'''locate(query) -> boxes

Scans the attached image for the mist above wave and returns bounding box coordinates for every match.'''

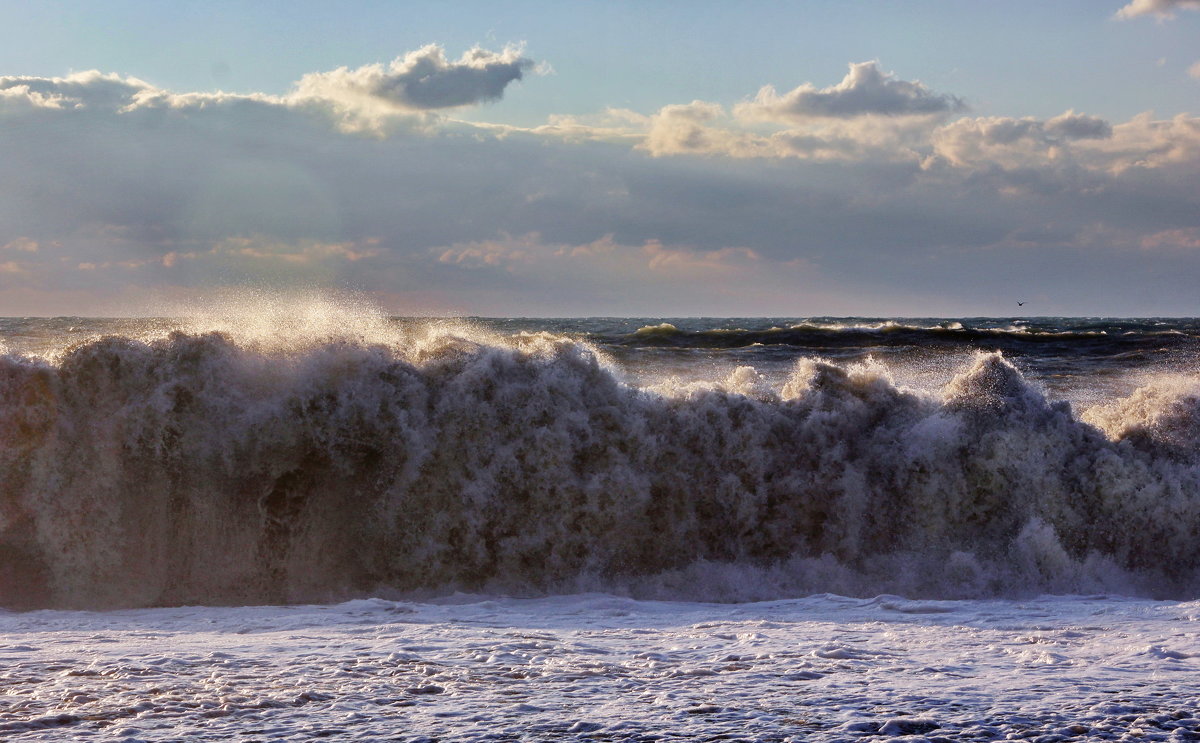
[2,318,1199,609]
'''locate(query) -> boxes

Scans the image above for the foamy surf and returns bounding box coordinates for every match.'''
[0,594,1196,741]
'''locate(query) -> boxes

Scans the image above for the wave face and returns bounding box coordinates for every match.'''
[2,326,1200,609]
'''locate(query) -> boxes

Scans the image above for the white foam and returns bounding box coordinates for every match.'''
[0,594,1195,741]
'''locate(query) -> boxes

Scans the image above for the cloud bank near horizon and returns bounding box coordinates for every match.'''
[0,43,1198,317]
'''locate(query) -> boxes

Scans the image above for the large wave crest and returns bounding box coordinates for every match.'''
[2,325,1198,608]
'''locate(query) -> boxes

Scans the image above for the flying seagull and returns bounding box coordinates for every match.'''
[1017,301,1025,306]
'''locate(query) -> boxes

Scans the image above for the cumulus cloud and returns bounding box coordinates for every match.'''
[676,101,1197,181]
[737,61,964,122]
[0,83,69,111]
[0,69,290,130]
[928,111,1115,169]
[641,101,775,158]
[1044,111,1114,140]
[1085,112,1200,170]
[638,105,936,162]
[0,44,535,136]
[529,64,1196,182]
[293,44,533,132]
[537,62,960,162]
[295,44,531,110]
[1115,0,1200,19]
[0,70,149,112]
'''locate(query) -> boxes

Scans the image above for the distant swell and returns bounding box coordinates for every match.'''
[2,330,1199,609]
[617,321,1194,357]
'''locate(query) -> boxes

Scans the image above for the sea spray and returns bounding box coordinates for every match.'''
[1,325,1198,609]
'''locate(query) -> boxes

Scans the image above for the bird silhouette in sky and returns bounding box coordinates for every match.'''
[1017,301,1025,306]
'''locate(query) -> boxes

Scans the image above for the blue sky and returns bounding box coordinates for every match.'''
[0,1,1198,316]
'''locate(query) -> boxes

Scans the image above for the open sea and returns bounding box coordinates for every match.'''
[1,310,1198,740]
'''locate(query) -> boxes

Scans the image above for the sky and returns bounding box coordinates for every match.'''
[0,0,1197,317]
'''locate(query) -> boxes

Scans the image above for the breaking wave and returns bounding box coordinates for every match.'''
[2,325,1199,609]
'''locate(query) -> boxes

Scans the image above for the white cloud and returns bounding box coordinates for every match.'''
[293,44,533,133]
[1189,60,1200,79]
[631,98,938,162]
[927,111,1116,170]
[736,61,964,122]
[1115,0,1200,19]
[0,45,535,136]
[537,63,958,163]
[0,83,69,111]
[638,110,936,160]
[1044,110,1114,140]
[0,70,149,111]
[641,101,775,158]
[295,44,532,110]
[0,69,291,128]
[529,69,1193,182]
[722,104,1198,181]
[1083,112,1200,171]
